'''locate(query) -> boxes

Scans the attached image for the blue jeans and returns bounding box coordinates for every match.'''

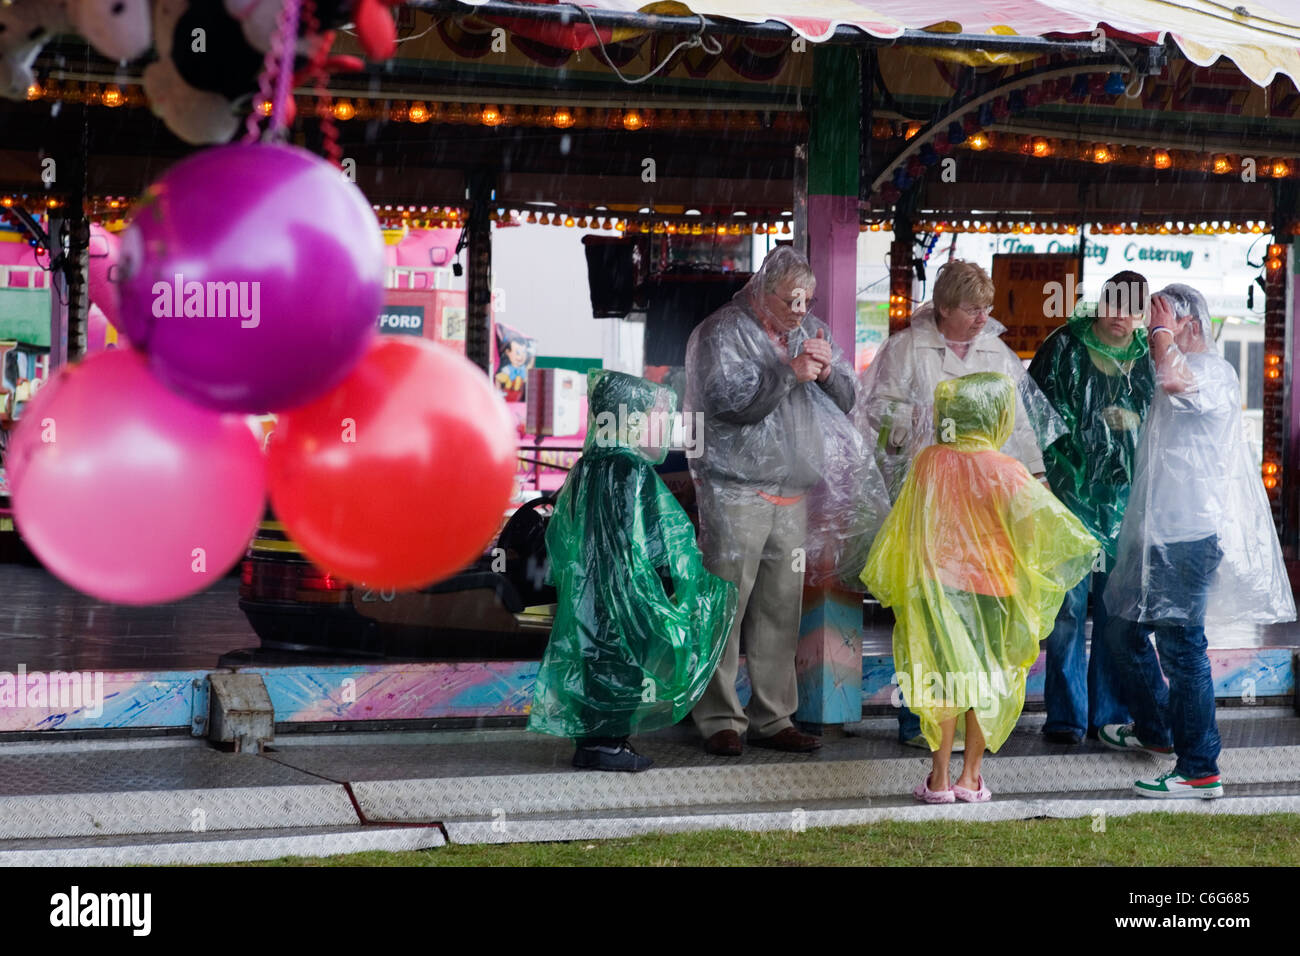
[1103,536,1224,779]
[1043,568,1131,736]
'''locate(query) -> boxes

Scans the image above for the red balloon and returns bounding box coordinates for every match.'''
[266,337,518,590]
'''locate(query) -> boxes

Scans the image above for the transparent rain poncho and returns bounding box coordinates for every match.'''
[861,373,1100,752]
[527,370,738,740]
[1027,312,1156,559]
[683,247,889,589]
[857,302,1066,501]
[1103,285,1295,626]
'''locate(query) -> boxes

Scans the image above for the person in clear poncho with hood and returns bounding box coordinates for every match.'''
[857,259,1065,747]
[1028,271,1156,746]
[684,246,886,757]
[861,372,1099,803]
[1100,284,1295,799]
[528,370,738,772]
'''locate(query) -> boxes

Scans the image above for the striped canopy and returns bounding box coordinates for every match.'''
[462,0,1300,87]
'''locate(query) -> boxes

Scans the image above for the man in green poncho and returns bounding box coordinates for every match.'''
[527,370,738,772]
[1028,270,1156,745]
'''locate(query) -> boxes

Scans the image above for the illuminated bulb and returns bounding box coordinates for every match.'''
[1252,222,1263,233]
[1092,145,1113,164]
[1152,149,1172,170]
[968,132,989,151]
[257,97,274,116]
[622,109,644,131]
[869,222,881,231]
[767,224,778,235]
[480,104,503,127]
[716,224,728,235]
[1031,136,1051,158]
[1268,257,1284,271]
[333,100,356,121]
[101,85,123,108]
[904,122,922,140]
[1271,159,1290,178]
[564,216,575,227]
[1212,154,1231,174]
[26,82,41,101]
[552,108,575,129]
[1268,244,1285,257]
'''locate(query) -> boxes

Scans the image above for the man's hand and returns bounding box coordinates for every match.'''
[803,329,834,383]
[1147,294,1175,330]
[791,353,824,383]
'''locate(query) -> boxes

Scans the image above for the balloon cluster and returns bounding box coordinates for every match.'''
[8,143,517,604]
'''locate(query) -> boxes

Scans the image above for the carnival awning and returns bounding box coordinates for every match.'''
[448,0,1300,88]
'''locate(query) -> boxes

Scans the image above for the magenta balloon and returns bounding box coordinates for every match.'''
[117,142,384,412]
[87,224,120,331]
[10,349,267,605]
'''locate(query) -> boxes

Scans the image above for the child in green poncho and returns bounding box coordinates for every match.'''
[527,370,737,772]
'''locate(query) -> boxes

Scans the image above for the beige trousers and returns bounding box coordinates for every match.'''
[692,481,807,738]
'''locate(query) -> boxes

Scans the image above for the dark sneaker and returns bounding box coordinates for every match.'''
[572,742,653,772]
[1044,730,1082,745]
[1098,723,1174,756]
[1134,770,1224,799]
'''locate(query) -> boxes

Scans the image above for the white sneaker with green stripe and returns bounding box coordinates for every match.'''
[1134,769,1224,799]
[1098,723,1174,757]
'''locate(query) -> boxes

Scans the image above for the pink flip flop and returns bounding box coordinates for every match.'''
[913,773,956,804]
[952,776,992,803]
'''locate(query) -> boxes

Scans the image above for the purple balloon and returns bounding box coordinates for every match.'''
[117,143,384,412]
[9,349,267,605]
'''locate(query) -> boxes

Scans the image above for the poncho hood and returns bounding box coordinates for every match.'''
[933,372,1015,451]
[585,369,676,464]
[1068,311,1150,363]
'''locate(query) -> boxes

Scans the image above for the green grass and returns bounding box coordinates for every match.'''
[237,814,1300,867]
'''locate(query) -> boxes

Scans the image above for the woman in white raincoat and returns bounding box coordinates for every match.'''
[1101,283,1295,800]
[856,259,1063,746]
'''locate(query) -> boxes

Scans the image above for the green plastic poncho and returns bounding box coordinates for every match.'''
[527,370,738,740]
[1028,313,1155,559]
[861,373,1100,752]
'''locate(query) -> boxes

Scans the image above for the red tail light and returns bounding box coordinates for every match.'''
[299,571,349,591]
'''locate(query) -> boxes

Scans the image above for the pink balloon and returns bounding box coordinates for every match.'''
[87,224,121,331]
[9,349,267,604]
[116,142,384,413]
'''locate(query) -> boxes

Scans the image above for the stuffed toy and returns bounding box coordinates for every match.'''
[66,0,152,62]
[142,0,246,144]
[0,1,71,100]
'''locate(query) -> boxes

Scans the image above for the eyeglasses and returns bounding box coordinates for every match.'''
[779,294,818,311]
[956,303,993,317]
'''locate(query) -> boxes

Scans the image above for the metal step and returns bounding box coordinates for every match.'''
[0,825,444,867]
[443,782,1300,845]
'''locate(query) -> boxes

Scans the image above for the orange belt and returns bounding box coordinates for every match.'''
[756,490,804,506]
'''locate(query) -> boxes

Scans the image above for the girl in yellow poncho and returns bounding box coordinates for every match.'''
[861,372,1098,803]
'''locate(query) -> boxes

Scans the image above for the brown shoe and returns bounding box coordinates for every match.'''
[704,729,743,756]
[749,727,822,753]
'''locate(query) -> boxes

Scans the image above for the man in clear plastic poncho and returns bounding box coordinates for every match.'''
[862,372,1098,801]
[528,370,738,772]
[1101,284,1295,799]
[857,259,1065,747]
[1028,271,1156,746]
[685,246,878,756]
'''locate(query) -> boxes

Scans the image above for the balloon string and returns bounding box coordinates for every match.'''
[242,0,302,143]
[268,0,303,139]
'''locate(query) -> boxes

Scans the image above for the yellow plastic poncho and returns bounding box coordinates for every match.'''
[861,372,1100,752]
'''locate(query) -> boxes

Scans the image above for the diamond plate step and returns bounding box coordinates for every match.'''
[442,783,1300,845]
[0,825,444,866]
